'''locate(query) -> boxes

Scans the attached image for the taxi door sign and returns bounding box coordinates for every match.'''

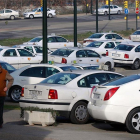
[35,12,41,14]
[64,44,66,46]
[28,58,31,61]
[96,59,99,62]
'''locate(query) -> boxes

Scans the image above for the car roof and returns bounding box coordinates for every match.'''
[14,44,41,47]
[72,63,99,67]
[89,40,120,43]
[32,35,64,38]
[0,60,8,63]
[121,42,140,46]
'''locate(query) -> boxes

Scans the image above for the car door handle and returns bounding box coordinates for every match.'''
[91,60,94,61]
[79,60,82,61]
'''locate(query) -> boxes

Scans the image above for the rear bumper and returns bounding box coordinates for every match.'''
[113,58,133,65]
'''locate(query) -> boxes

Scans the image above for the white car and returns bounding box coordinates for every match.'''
[129,30,140,42]
[94,5,123,15]
[0,48,42,69]
[23,35,82,51]
[48,47,114,70]
[9,63,78,102]
[0,9,19,20]
[86,40,121,55]
[83,32,131,47]
[24,7,56,19]
[88,74,140,134]
[107,42,140,70]
[19,70,123,124]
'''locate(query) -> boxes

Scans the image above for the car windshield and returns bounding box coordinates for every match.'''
[114,44,134,51]
[51,49,74,57]
[0,62,16,73]
[104,75,140,86]
[83,66,99,70]
[32,8,38,12]
[60,66,78,71]
[41,73,80,85]
[133,31,140,35]
[101,5,108,8]
[29,37,42,42]
[34,46,42,53]
[89,34,104,39]
[86,41,104,48]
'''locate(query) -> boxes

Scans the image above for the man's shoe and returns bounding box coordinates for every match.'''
[0,125,2,128]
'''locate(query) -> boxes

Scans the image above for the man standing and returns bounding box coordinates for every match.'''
[0,64,14,128]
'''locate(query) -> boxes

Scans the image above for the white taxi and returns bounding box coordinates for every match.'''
[83,32,130,47]
[129,30,140,42]
[23,35,82,51]
[86,40,121,55]
[107,42,140,70]
[19,70,124,124]
[48,47,114,70]
[0,48,42,69]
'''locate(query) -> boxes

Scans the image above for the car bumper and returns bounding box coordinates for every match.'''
[88,102,129,124]
[113,59,133,65]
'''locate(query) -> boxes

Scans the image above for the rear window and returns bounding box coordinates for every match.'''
[51,49,74,57]
[89,34,104,39]
[83,66,99,70]
[41,73,80,85]
[29,37,42,42]
[86,42,103,48]
[60,66,78,71]
[133,31,140,35]
[114,44,134,51]
[104,75,140,86]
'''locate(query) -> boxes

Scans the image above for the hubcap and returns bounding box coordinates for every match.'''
[75,105,87,121]
[134,61,139,69]
[132,112,140,131]
[11,88,21,101]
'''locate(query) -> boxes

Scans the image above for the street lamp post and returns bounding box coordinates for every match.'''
[109,0,111,20]
[91,0,93,14]
[74,0,77,47]
[96,0,98,33]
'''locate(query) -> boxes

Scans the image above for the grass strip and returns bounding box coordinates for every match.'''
[4,105,20,110]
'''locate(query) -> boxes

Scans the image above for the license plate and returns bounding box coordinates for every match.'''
[112,53,120,57]
[93,93,100,99]
[29,90,42,98]
[93,100,96,106]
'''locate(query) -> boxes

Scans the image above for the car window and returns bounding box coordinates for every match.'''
[48,37,56,43]
[110,6,113,9]
[105,42,115,48]
[51,49,74,57]
[46,67,60,77]
[60,66,78,71]
[0,62,16,73]
[77,78,87,87]
[115,42,121,45]
[114,44,134,51]
[106,73,123,80]
[135,45,140,52]
[86,41,103,48]
[105,34,113,39]
[37,9,41,12]
[85,50,100,57]
[55,37,67,42]
[41,73,80,85]
[29,37,42,42]
[83,66,99,70]
[34,46,42,53]
[89,34,104,39]
[0,10,4,13]
[5,10,12,13]
[76,50,87,57]
[32,8,38,12]
[133,31,140,35]
[114,6,118,8]
[20,67,46,78]
[3,49,17,57]
[112,34,123,39]
[17,49,33,56]
[24,46,33,53]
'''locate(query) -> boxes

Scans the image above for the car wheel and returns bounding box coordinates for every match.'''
[48,13,53,18]
[10,15,15,20]
[104,11,107,16]
[29,14,34,19]
[126,108,140,134]
[117,10,121,15]
[9,86,22,102]
[70,101,89,124]
[105,62,111,71]
[131,59,140,70]
[109,123,125,129]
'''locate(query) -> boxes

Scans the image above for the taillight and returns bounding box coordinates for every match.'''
[90,86,95,98]
[21,87,24,97]
[124,54,129,59]
[83,40,86,43]
[129,36,131,40]
[104,87,119,101]
[61,58,67,63]
[106,51,109,56]
[48,89,58,99]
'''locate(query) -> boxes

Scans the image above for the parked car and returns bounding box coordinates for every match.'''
[24,7,56,19]
[9,63,78,102]
[0,48,42,69]
[129,30,140,42]
[0,60,16,73]
[48,47,114,70]
[107,42,140,70]
[94,5,123,15]
[83,32,130,47]
[0,9,19,20]
[86,40,121,55]
[23,35,82,51]
[88,74,140,134]
[19,70,124,124]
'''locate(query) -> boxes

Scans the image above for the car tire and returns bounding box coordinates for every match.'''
[105,62,111,71]
[29,14,34,19]
[117,10,121,15]
[9,86,22,102]
[10,15,15,20]
[131,59,140,70]
[109,123,125,129]
[126,108,140,134]
[70,101,89,124]
[48,13,53,18]
[104,11,108,16]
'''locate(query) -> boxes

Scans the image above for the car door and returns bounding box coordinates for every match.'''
[85,50,101,65]
[47,37,57,51]
[76,50,90,64]
[5,9,12,18]
[2,49,20,69]
[34,8,42,17]
[0,9,5,19]
[55,36,68,48]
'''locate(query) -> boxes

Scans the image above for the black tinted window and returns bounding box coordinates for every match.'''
[85,50,100,57]
[3,49,17,57]
[105,34,113,39]
[133,31,140,35]
[105,42,115,48]
[114,44,134,51]
[107,73,123,80]
[113,34,123,39]
[76,50,87,57]
[60,66,78,71]
[86,42,103,48]
[89,34,104,39]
